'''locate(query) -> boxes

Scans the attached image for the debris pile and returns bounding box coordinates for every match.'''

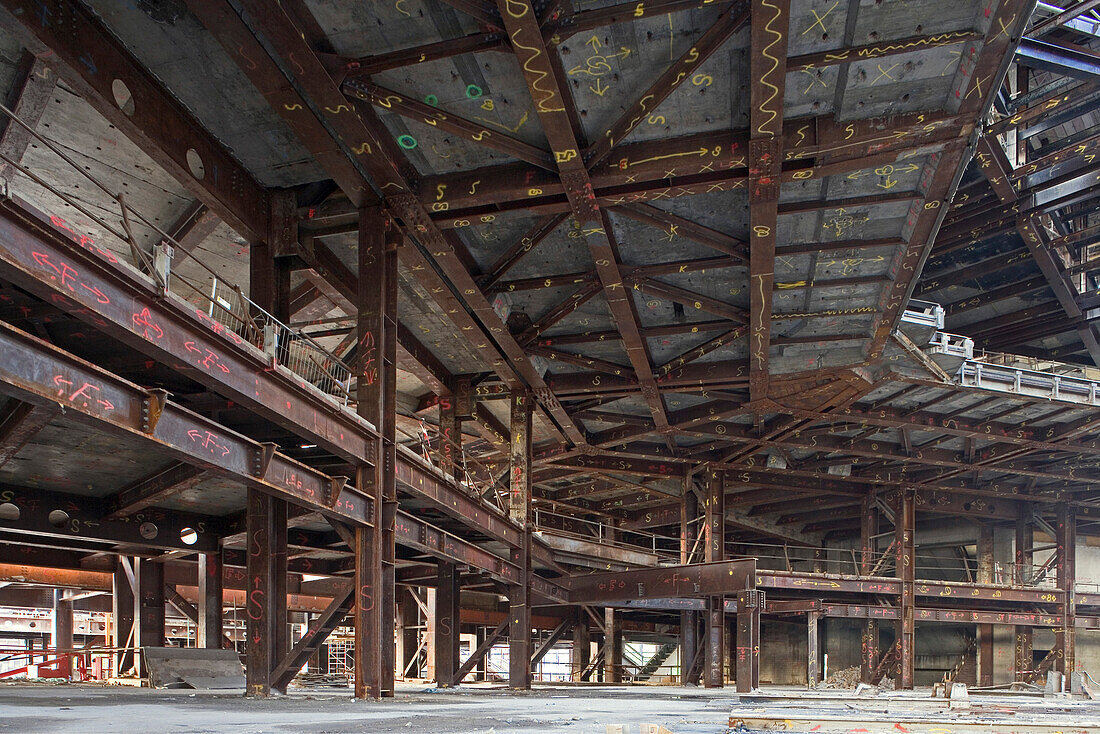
[817,667,894,690]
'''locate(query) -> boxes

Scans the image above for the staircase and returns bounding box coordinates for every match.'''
[633,641,679,682]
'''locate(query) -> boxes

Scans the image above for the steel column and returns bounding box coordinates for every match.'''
[1015,510,1034,681]
[572,608,590,682]
[435,561,460,687]
[245,488,286,697]
[112,558,135,675]
[509,390,532,527]
[197,552,223,649]
[439,394,461,480]
[136,557,164,676]
[355,207,398,699]
[1056,505,1076,675]
[861,618,880,685]
[807,610,820,689]
[508,533,532,690]
[736,589,760,692]
[895,490,916,689]
[705,469,725,563]
[399,589,421,680]
[705,594,724,688]
[977,523,995,686]
[604,606,622,683]
[52,588,72,679]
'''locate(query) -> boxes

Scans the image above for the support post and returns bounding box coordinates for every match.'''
[894,490,916,689]
[136,557,165,677]
[435,562,460,687]
[705,469,725,563]
[52,589,73,680]
[859,494,878,684]
[112,558,135,675]
[1056,505,1076,675]
[1015,511,1034,681]
[680,480,700,684]
[439,394,461,480]
[977,523,994,686]
[807,610,819,689]
[704,468,725,688]
[736,589,760,692]
[197,551,223,649]
[245,488,286,697]
[398,588,421,680]
[354,206,399,699]
[705,594,724,688]
[572,608,590,682]
[508,389,532,689]
[604,606,622,683]
[860,494,877,576]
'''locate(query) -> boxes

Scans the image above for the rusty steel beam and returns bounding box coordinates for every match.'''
[567,559,756,603]
[0,482,229,554]
[104,462,208,519]
[344,79,555,170]
[344,31,509,77]
[0,318,371,525]
[746,0,788,405]
[496,0,597,222]
[0,0,267,241]
[0,196,382,469]
[584,4,750,167]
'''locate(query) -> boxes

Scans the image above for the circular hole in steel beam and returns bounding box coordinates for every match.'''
[185,148,205,180]
[48,509,69,528]
[180,527,198,545]
[0,503,19,522]
[139,521,158,540]
[111,79,135,116]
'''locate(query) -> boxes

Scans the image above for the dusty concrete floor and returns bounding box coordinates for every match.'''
[0,682,739,733]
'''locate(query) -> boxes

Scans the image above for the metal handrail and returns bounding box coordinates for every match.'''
[0,100,355,405]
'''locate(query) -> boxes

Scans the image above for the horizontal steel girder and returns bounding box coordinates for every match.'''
[0,318,372,525]
[568,560,756,603]
[0,196,536,548]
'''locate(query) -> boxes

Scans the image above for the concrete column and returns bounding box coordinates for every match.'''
[52,589,73,679]
[197,552,223,649]
[435,562,460,687]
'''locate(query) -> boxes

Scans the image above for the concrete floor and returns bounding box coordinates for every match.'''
[0,682,739,733]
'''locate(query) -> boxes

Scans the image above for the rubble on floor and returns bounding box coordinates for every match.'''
[816,667,894,691]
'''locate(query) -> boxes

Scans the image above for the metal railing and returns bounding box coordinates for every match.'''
[0,100,354,406]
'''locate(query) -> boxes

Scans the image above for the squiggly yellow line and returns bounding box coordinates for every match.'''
[756,0,783,137]
[753,273,768,368]
[511,29,564,112]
